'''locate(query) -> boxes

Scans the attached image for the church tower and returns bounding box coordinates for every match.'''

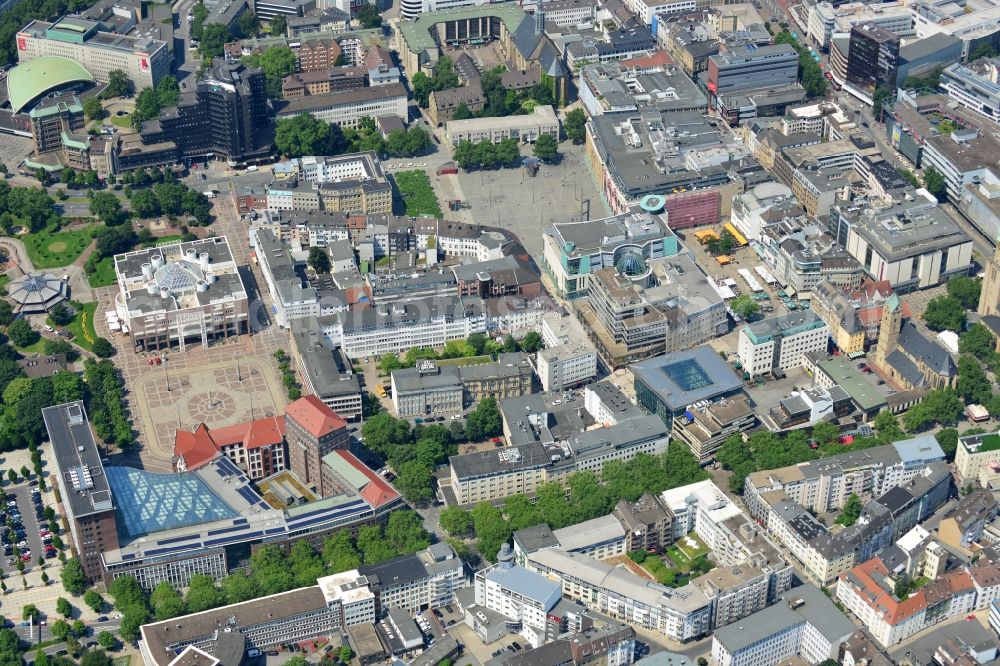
[875,293,902,370]
[979,239,1000,318]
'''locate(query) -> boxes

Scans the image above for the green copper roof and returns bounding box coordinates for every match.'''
[7,56,94,113]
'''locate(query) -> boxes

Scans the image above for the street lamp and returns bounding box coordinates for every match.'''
[234,352,242,381]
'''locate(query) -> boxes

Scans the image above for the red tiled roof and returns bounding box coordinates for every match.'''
[174,423,219,471]
[285,395,347,439]
[174,416,287,468]
[329,450,399,509]
[841,558,974,625]
[620,50,673,68]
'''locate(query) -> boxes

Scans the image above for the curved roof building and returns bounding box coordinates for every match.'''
[6,56,95,113]
[7,272,68,314]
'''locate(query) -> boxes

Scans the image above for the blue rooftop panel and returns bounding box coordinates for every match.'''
[106,466,239,539]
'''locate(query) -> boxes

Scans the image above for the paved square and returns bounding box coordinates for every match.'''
[131,355,286,468]
[452,141,609,256]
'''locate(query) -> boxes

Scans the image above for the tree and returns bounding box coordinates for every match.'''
[361,413,412,457]
[236,10,259,39]
[564,108,587,143]
[95,225,137,257]
[936,428,959,460]
[339,646,353,663]
[957,355,993,405]
[947,276,981,311]
[90,192,126,226]
[873,410,903,440]
[150,582,184,621]
[440,506,472,536]
[7,320,37,348]
[923,295,965,332]
[103,70,131,98]
[451,103,474,121]
[83,97,103,122]
[60,558,86,594]
[972,43,999,61]
[97,632,117,651]
[220,573,258,604]
[56,597,73,618]
[697,659,709,666]
[22,604,38,621]
[836,493,863,526]
[129,190,160,219]
[356,3,382,28]
[394,460,433,504]
[84,591,104,613]
[729,294,761,320]
[241,47,297,98]
[384,511,430,555]
[198,23,230,60]
[155,76,180,109]
[356,525,395,564]
[0,302,12,327]
[185,574,223,613]
[923,165,947,201]
[466,397,502,441]
[269,15,286,35]
[92,338,115,358]
[307,246,331,274]
[960,323,996,359]
[872,86,894,120]
[275,113,346,157]
[81,649,112,666]
[520,331,543,353]
[50,619,70,641]
[533,134,558,162]
[48,303,74,327]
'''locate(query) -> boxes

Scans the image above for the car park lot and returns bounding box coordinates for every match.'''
[0,485,52,574]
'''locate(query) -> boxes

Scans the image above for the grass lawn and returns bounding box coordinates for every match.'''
[394,170,442,218]
[64,196,91,204]
[111,113,133,129]
[23,226,94,269]
[13,336,47,356]
[669,532,709,563]
[65,302,98,352]
[113,657,131,666]
[156,234,183,246]
[87,255,117,288]
[0,274,9,292]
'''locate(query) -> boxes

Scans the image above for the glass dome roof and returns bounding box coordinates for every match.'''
[615,251,646,277]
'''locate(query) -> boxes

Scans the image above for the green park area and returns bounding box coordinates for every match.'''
[394,170,442,218]
[24,225,94,268]
[65,302,98,352]
[630,533,713,588]
[436,355,493,368]
[111,113,133,129]
[87,255,117,288]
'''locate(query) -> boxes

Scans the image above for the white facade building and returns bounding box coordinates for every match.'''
[536,312,599,392]
[736,312,829,379]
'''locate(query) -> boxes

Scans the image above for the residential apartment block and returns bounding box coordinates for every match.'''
[956,431,1000,482]
[536,312,599,392]
[358,543,464,615]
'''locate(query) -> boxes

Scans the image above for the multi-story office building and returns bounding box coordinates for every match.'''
[277,83,408,128]
[359,543,464,615]
[250,227,319,328]
[536,312,598,392]
[711,585,856,666]
[271,152,393,214]
[112,238,249,353]
[705,44,798,97]
[941,60,1000,125]
[846,23,901,97]
[474,544,563,648]
[444,390,669,506]
[541,211,677,299]
[43,402,120,584]
[756,217,863,297]
[578,58,707,117]
[138,60,272,164]
[446,105,559,145]
[729,182,802,242]
[833,191,973,293]
[317,296,488,359]
[745,436,947,519]
[577,254,727,368]
[885,93,1000,204]
[290,322,363,421]
[807,1,914,51]
[281,66,367,98]
[284,395,350,497]
[632,345,745,430]
[670,395,756,462]
[16,14,170,89]
[737,311,829,379]
[391,361,464,417]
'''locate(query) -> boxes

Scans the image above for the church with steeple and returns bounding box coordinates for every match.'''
[978,238,1000,349]
[872,293,958,391]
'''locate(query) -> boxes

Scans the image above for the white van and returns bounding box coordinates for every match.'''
[202,191,216,199]
[246,165,259,172]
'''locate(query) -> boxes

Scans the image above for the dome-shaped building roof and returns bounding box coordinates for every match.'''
[7,272,68,314]
[615,250,646,277]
